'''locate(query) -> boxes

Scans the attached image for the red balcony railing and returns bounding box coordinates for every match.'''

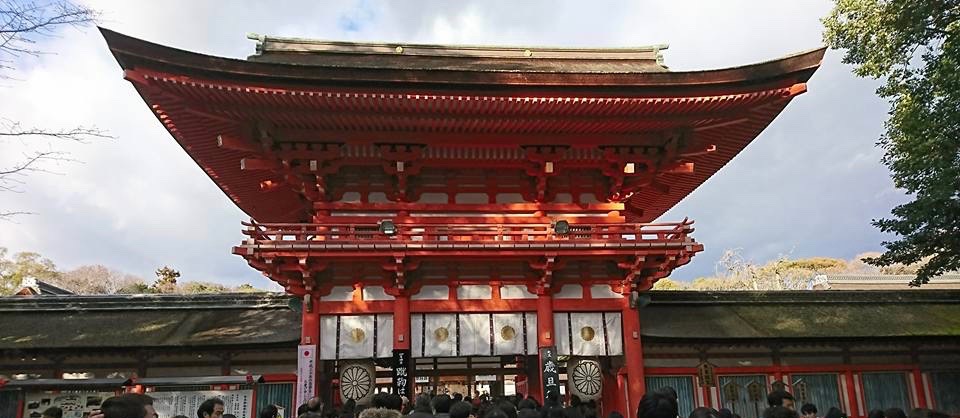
[239,219,695,246]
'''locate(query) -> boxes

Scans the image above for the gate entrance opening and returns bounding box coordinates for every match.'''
[357,355,590,401]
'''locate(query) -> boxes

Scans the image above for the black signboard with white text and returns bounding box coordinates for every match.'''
[539,346,561,400]
[392,349,412,397]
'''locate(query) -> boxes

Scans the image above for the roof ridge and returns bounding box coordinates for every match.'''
[247,33,669,58]
[0,292,294,312]
[647,289,960,304]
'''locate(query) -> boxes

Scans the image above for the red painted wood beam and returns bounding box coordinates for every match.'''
[394,293,411,350]
[240,157,280,170]
[312,201,626,213]
[217,134,260,153]
[644,363,921,375]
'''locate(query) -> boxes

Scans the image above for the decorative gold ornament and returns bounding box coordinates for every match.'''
[580,326,596,341]
[501,325,517,341]
[434,327,449,342]
[349,328,366,343]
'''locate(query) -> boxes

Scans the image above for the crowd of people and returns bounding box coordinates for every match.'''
[287,390,600,418]
[38,387,954,418]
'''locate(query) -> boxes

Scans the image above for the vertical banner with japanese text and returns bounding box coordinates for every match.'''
[540,346,561,400]
[297,344,318,406]
[392,349,412,397]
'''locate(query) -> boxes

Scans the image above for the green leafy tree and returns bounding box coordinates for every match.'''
[0,247,62,294]
[151,266,180,293]
[824,0,960,286]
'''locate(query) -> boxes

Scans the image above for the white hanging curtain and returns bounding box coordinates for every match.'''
[493,313,524,355]
[570,312,606,356]
[604,312,623,356]
[525,313,538,355]
[407,312,539,357]
[339,315,375,359]
[553,312,622,356]
[411,314,424,357]
[554,313,571,355]
[458,314,492,356]
[376,314,394,358]
[414,314,458,357]
[320,316,339,360]
[320,315,393,359]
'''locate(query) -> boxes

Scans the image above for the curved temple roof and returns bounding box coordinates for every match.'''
[100,28,825,222]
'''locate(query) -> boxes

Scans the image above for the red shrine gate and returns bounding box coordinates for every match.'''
[102,28,823,417]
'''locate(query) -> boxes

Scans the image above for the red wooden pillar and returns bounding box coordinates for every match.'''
[536,292,554,404]
[911,368,927,409]
[618,370,630,417]
[527,355,543,403]
[844,371,860,418]
[16,392,24,418]
[300,295,320,402]
[394,294,411,350]
[602,369,625,417]
[621,297,645,418]
[302,295,320,345]
[393,292,413,397]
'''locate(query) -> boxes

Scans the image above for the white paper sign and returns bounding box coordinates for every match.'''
[150,389,252,418]
[297,344,318,406]
[23,392,115,418]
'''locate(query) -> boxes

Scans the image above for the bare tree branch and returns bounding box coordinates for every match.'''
[0,210,31,220]
[0,1,105,220]
[0,1,99,62]
[0,149,64,176]
[0,119,112,142]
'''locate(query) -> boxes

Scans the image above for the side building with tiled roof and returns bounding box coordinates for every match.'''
[1,291,959,418]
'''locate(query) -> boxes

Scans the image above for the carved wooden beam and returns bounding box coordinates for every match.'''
[379,144,425,203]
[526,255,566,295]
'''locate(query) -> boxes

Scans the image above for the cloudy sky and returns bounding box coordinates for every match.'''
[0,0,902,290]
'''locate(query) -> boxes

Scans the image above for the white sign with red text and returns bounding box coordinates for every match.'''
[297,344,318,406]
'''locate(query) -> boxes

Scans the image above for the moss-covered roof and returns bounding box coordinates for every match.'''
[0,293,299,349]
[1,291,958,350]
[641,290,960,340]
